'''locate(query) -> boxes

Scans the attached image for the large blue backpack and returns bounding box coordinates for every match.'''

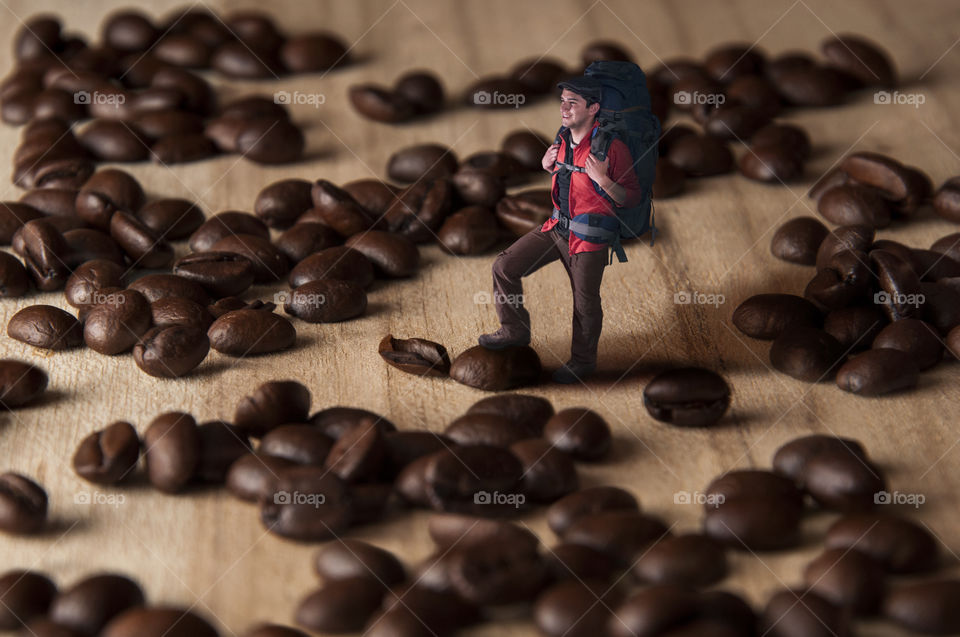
[552,61,661,263]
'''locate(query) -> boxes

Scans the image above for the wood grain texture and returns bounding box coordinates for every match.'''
[1,0,958,635]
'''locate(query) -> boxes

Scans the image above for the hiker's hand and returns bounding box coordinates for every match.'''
[542,143,560,172]
[585,153,610,185]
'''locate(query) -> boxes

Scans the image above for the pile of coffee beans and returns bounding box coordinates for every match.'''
[0,569,312,636]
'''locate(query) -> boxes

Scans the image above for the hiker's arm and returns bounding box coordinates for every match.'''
[585,154,627,206]
[606,141,644,208]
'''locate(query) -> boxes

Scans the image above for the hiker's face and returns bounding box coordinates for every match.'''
[560,89,597,129]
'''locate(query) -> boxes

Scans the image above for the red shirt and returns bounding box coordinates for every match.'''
[541,121,644,255]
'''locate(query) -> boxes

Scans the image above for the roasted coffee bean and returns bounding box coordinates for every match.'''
[933,176,960,222]
[344,231,419,278]
[394,454,437,507]
[143,412,200,493]
[325,418,387,483]
[103,9,157,52]
[314,538,405,585]
[770,327,846,382]
[760,589,850,637]
[394,70,445,114]
[18,219,70,291]
[816,224,875,270]
[275,223,340,264]
[871,318,942,370]
[809,167,852,202]
[543,407,611,461]
[109,211,173,268]
[375,584,480,635]
[50,574,145,636]
[150,296,213,331]
[0,473,47,535]
[378,335,450,377]
[75,169,145,230]
[542,542,620,582]
[281,279,365,323]
[210,234,289,282]
[310,407,395,441]
[826,513,938,573]
[288,246,375,288]
[386,143,458,183]
[0,570,57,630]
[823,306,886,353]
[151,33,212,67]
[770,217,829,265]
[462,150,524,182]
[803,548,885,615]
[100,607,218,637]
[739,143,804,182]
[0,202,43,245]
[14,15,63,61]
[204,115,254,153]
[296,577,385,633]
[0,252,30,298]
[452,168,505,207]
[207,309,296,357]
[801,446,885,513]
[465,393,554,430]
[29,157,95,191]
[871,248,923,320]
[437,205,499,255]
[643,367,731,426]
[922,281,960,334]
[254,179,313,229]
[535,579,623,637]
[495,188,552,236]
[444,413,536,447]
[64,260,125,308]
[835,347,919,395]
[32,88,88,123]
[817,183,891,228]
[19,189,78,218]
[77,120,148,162]
[235,118,304,165]
[128,273,210,306]
[449,345,542,391]
[911,248,960,281]
[259,425,332,466]
[840,152,918,204]
[172,251,255,298]
[500,130,551,173]
[308,179,383,235]
[211,40,282,78]
[7,305,82,350]
[384,178,453,243]
[883,579,960,634]
[72,421,140,485]
[281,32,348,72]
[260,465,352,540]
[421,445,524,514]
[563,511,669,564]
[243,624,309,637]
[510,438,578,502]
[341,179,398,218]
[150,67,215,115]
[193,420,251,483]
[547,486,639,536]
[82,288,152,355]
[444,539,549,605]
[381,432,450,476]
[426,516,537,558]
[773,434,866,479]
[751,123,811,160]
[703,470,804,550]
[62,229,125,268]
[771,65,848,107]
[821,34,895,87]
[632,534,727,587]
[0,359,48,408]
[226,453,296,502]
[667,134,733,176]
[349,85,415,123]
[133,325,209,377]
[189,211,269,252]
[150,133,216,164]
[234,380,310,438]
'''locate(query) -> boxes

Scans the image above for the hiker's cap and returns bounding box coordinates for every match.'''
[557,76,602,104]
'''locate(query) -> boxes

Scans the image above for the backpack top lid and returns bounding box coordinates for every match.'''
[584,60,652,113]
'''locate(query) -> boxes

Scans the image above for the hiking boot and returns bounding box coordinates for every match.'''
[552,360,596,384]
[478,328,530,350]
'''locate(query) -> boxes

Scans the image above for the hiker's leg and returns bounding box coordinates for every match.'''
[566,247,608,366]
[490,229,561,336]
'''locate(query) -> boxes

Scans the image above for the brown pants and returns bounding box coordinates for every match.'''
[491,227,608,366]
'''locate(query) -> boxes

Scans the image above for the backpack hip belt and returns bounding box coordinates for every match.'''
[551,208,626,265]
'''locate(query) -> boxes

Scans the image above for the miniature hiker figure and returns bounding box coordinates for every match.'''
[478,66,660,384]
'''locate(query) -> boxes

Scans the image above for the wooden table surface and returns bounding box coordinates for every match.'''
[1,0,959,635]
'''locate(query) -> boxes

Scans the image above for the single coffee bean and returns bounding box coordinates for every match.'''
[933,176,960,222]
[0,359,48,407]
[871,249,924,320]
[150,133,216,164]
[386,143,458,183]
[77,120,148,162]
[770,327,846,382]
[443,413,536,447]
[0,202,44,245]
[449,345,542,391]
[349,84,415,123]
[7,304,83,350]
[128,273,210,305]
[259,425,332,466]
[50,574,145,637]
[444,538,549,605]
[465,393,553,430]
[802,445,886,512]
[883,579,960,634]
[133,325,209,377]
[437,205,499,255]
[495,188,553,236]
[342,179,399,218]
[109,211,173,268]
[542,542,621,582]
[76,169,145,229]
[282,279,366,323]
[563,511,670,565]
[82,288,152,355]
[211,40,282,78]
[236,118,305,164]
[226,453,296,502]
[825,513,938,573]
[818,183,891,228]
[0,473,47,535]
[344,231,419,278]
[751,122,811,160]
[666,134,734,176]
[150,296,213,331]
[835,347,919,395]
[260,465,352,540]
[234,380,310,438]
[632,534,728,587]
[452,169,505,207]
[771,217,830,265]
[0,252,30,298]
[189,211,269,252]
[0,570,57,630]
[394,70,445,114]
[143,411,200,493]
[773,434,866,480]
[295,577,385,633]
[378,334,450,377]
[760,589,850,637]
[310,407,395,440]
[384,178,453,243]
[17,219,70,291]
[733,294,822,339]
[315,539,406,585]
[500,130,550,172]
[510,57,567,95]
[582,40,632,65]
[193,420,252,483]
[72,421,140,485]
[823,305,887,351]
[254,179,313,228]
[324,418,387,483]
[100,607,218,637]
[381,432,449,477]
[375,584,480,636]
[803,548,885,615]
[209,233,289,283]
[422,445,524,514]
[275,223,341,263]
[822,33,895,87]
[815,224,875,270]
[546,486,639,535]
[510,438,579,502]
[133,199,203,242]
[64,260,126,308]
[703,470,804,551]
[535,579,624,637]
[173,251,255,298]
[207,309,296,357]
[871,318,942,370]
[643,367,731,426]
[62,229,125,268]
[771,65,848,107]
[542,407,611,461]
[288,246,375,288]
[923,281,960,334]
[281,32,348,72]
